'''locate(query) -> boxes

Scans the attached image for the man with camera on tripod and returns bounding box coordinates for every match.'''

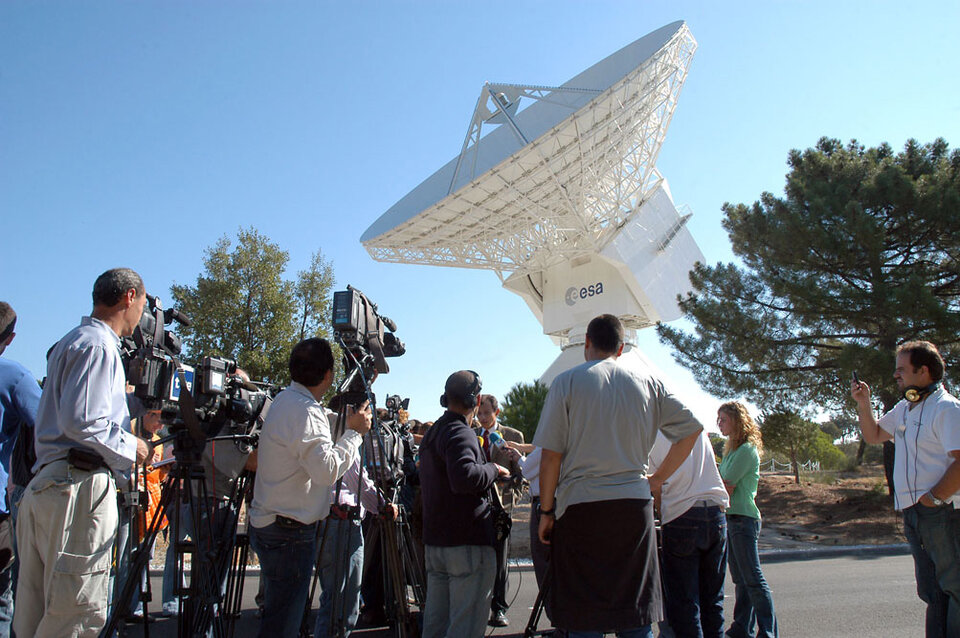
[14,268,153,638]
[249,337,372,638]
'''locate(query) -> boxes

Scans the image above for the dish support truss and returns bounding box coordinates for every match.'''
[362,24,697,283]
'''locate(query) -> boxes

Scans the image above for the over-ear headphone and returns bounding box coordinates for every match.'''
[440,370,482,409]
[904,382,940,403]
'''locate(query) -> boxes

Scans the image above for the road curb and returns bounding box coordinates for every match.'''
[759,543,910,563]
[146,543,913,576]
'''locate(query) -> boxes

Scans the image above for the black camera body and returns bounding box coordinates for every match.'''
[332,286,405,406]
[122,296,274,440]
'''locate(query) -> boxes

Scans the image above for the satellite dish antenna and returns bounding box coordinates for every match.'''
[363,21,704,386]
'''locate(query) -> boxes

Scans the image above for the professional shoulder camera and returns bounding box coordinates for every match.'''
[122,295,274,439]
[331,286,405,406]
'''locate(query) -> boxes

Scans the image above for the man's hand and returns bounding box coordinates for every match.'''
[851,379,871,407]
[495,464,511,478]
[346,402,372,436]
[538,510,554,545]
[505,441,535,455]
[135,437,151,465]
[501,446,522,464]
[648,474,664,513]
[382,503,399,520]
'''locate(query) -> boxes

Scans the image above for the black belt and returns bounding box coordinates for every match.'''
[275,515,310,529]
[66,448,109,472]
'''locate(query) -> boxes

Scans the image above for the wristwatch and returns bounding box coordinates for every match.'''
[928,493,946,506]
[537,503,555,516]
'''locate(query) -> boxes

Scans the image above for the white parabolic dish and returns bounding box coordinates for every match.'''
[363,21,704,346]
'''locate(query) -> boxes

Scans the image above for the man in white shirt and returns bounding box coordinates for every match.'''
[648,430,729,638]
[14,268,151,638]
[852,341,960,638]
[249,338,371,638]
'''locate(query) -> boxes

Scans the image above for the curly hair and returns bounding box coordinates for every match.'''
[719,401,763,457]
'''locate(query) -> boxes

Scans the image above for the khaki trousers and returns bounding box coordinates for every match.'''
[14,460,118,638]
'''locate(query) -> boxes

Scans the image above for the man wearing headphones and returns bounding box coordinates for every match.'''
[419,370,510,638]
[852,341,960,638]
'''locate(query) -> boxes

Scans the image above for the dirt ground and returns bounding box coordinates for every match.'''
[754,465,904,546]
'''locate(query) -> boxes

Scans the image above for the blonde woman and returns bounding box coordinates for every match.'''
[717,402,779,638]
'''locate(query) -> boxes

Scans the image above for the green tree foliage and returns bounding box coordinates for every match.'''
[500,380,549,442]
[170,227,335,385]
[761,411,818,484]
[803,429,847,470]
[658,138,960,417]
[709,434,725,461]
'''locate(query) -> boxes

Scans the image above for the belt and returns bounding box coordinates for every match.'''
[692,500,721,509]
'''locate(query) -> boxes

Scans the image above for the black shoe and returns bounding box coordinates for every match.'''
[488,610,509,627]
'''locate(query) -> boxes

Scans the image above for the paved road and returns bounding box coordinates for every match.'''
[119,554,924,637]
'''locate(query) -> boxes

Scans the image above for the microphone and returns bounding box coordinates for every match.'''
[164,307,193,327]
[488,430,506,448]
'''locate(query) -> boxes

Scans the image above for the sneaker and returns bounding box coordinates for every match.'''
[161,601,178,617]
[488,610,509,627]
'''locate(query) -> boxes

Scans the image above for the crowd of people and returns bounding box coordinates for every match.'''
[0,269,958,638]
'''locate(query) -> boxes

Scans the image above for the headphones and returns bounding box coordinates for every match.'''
[440,370,482,409]
[904,382,940,403]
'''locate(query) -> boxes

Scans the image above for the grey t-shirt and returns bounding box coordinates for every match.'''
[533,357,703,519]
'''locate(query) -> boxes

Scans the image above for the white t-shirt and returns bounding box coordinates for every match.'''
[518,446,542,497]
[877,388,960,510]
[648,431,729,524]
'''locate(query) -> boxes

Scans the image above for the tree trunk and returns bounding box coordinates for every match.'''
[855,438,867,465]
[791,449,800,484]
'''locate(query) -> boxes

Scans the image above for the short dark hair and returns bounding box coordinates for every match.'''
[289,338,334,386]
[480,394,499,412]
[0,302,16,343]
[897,340,945,382]
[92,268,145,307]
[586,314,624,354]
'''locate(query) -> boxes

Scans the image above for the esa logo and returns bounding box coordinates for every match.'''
[565,282,604,306]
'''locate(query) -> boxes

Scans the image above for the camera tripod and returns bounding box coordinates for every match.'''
[102,426,255,638]
[297,406,426,638]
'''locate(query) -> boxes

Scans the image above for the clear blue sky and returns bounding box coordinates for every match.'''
[2,1,958,429]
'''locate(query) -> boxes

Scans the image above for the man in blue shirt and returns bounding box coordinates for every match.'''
[0,302,42,638]
[13,269,151,638]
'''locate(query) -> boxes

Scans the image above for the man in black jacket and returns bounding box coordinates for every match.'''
[419,370,509,638]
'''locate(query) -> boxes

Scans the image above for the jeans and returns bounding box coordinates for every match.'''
[661,505,726,638]
[0,516,12,638]
[725,515,777,638]
[902,503,960,637]
[314,517,364,638]
[422,544,496,638]
[161,503,193,607]
[249,520,318,638]
[2,485,25,638]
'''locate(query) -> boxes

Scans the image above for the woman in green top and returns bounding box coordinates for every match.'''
[718,401,779,638]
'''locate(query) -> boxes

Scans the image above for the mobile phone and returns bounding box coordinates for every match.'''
[852,371,860,386]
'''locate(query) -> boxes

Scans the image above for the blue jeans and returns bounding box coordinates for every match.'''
[162,503,193,607]
[314,517,364,638]
[725,515,777,638]
[661,505,726,638]
[423,544,496,638]
[249,520,318,638]
[903,503,960,637]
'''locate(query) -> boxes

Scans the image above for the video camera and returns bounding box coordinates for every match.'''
[122,295,274,439]
[331,286,405,405]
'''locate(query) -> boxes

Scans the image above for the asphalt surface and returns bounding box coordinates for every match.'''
[116,543,922,637]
